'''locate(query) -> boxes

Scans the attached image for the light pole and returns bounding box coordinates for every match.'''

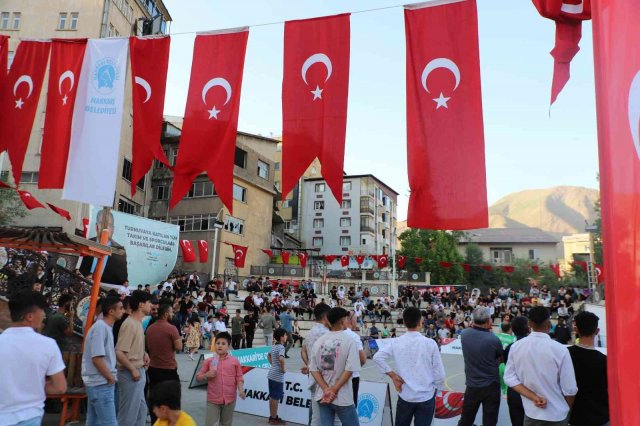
[210,208,225,280]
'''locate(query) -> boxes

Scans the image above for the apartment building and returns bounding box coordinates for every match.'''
[0,0,171,234]
[300,175,398,262]
[149,119,279,278]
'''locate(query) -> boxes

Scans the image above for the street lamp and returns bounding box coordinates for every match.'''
[210,209,225,280]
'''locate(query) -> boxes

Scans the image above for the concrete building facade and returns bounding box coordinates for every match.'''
[0,0,171,234]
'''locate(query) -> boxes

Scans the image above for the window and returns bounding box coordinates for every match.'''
[341,199,351,209]
[381,212,387,223]
[343,182,351,191]
[171,148,178,166]
[233,184,247,202]
[312,237,323,247]
[528,249,539,260]
[20,172,38,184]
[362,238,366,245]
[275,162,280,171]
[108,23,115,37]
[276,143,282,152]
[340,217,351,227]
[58,13,67,30]
[69,12,78,30]
[121,158,132,182]
[490,248,513,264]
[136,175,146,191]
[11,12,20,30]
[284,220,292,230]
[257,160,269,179]
[155,150,169,169]
[315,183,325,193]
[340,236,351,246]
[1,13,9,29]
[313,218,324,228]
[118,197,139,215]
[282,200,291,208]
[168,214,220,231]
[152,185,168,200]
[187,181,215,198]
[234,148,247,168]
[224,215,244,235]
[382,229,386,238]
[314,201,324,210]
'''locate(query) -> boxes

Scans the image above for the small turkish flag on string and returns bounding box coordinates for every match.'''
[298,252,308,268]
[39,38,87,189]
[230,243,248,268]
[340,255,350,267]
[324,255,337,264]
[397,255,407,269]
[355,255,366,265]
[415,257,423,265]
[376,255,389,269]
[46,203,71,221]
[82,218,89,238]
[439,261,452,269]
[405,0,487,230]
[531,265,540,274]
[550,263,561,278]
[171,28,249,212]
[18,190,45,210]
[481,264,493,271]
[281,251,290,265]
[180,240,196,263]
[130,36,172,197]
[462,263,471,272]
[0,180,11,189]
[282,14,350,203]
[0,36,9,87]
[198,240,208,263]
[262,249,273,258]
[0,40,51,186]
[502,266,515,273]
[594,264,604,284]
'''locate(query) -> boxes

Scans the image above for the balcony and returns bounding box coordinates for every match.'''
[360,225,375,234]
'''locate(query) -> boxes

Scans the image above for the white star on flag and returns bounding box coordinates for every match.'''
[208,106,220,120]
[432,92,450,109]
[62,95,68,105]
[311,85,323,100]
[15,98,24,109]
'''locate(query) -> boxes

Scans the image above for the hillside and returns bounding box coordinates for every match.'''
[397,186,599,238]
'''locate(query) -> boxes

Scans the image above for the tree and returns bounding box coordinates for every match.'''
[0,188,27,225]
[398,229,464,284]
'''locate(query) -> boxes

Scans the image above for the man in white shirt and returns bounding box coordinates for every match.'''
[373,307,445,426]
[504,306,578,426]
[345,311,367,404]
[0,291,67,425]
[301,304,331,426]
[225,278,238,301]
[214,314,227,335]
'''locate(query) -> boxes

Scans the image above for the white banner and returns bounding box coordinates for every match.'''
[63,38,128,207]
[235,368,392,426]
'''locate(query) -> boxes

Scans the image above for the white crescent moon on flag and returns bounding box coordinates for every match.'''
[58,70,74,95]
[134,76,152,104]
[13,75,34,98]
[561,0,583,14]
[202,77,232,106]
[421,58,460,94]
[301,53,332,86]
[235,249,243,259]
[628,70,640,160]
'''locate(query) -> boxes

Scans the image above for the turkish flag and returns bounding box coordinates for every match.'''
[180,240,196,263]
[262,249,273,258]
[435,390,464,419]
[82,217,89,238]
[340,255,350,267]
[0,40,51,186]
[198,240,208,263]
[324,255,337,264]
[405,1,487,230]
[298,252,308,268]
[18,190,45,210]
[502,266,515,273]
[282,14,350,203]
[480,264,493,271]
[39,39,87,189]
[531,265,540,274]
[550,263,561,278]
[46,203,71,221]
[532,0,591,105]
[130,36,172,196]
[462,263,471,272]
[397,255,407,269]
[170,29,249,212]
[439,261,452,269]
[281,251,290,265]
[355,255,365,265]
[592,1,640,418]
[0,35,8,84]
[376,255,389,269]
[415,257,423,265]
[230,244,248,268]
[0,180,11,189]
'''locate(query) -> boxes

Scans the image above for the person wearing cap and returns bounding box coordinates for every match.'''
[309,307,360,426]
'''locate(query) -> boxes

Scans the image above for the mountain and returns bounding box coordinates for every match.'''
[488,186,599,237]
[396,186,599,238]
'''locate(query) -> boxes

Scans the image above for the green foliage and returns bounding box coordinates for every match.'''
[398,229,464,284]
[0,187,27,225]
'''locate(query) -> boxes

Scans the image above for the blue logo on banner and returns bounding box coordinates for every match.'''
[92,57,120,95]
[358,393,380,424]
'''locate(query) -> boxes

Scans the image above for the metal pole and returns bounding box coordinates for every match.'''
[211,226,219,280]
[84,207,111,338]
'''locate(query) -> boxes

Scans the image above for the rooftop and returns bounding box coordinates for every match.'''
[459,227,559,244]
[304,174,399,195]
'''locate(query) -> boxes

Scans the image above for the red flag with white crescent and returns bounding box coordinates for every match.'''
[355,255,365,265]
[298,252,308,268]
[281,251,290,265]
[282,14,350,204]
[376,254,389,269]
[18,190,45,210]
[180,240,196,263]
[47,203,71,221]
[324,255,337,264]
[397,255,407,269]
[0,40,51,186]
[231,244,248,268]
[435,390,464,419]
[262,249,273,258]
[130,36,172,196]
[170,29,249,212]
[39,39,87,189]
[592,1,640,419]
[405,1,487,230]
[340,255,350,267]
[198,240,208,263]
[594,264,604,284]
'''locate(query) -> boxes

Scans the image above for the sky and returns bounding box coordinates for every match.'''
[162,0,600,221]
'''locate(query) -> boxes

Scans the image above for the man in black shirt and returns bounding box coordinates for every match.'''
[243,310,257,348]
[568,311,609,426]
[553,317,572,344]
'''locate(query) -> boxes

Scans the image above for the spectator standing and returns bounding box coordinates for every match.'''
[42,293,75,352]
[345,312,367,404]
[231,309,244,350]
[504,306,577,426]
[369,321,379,339]
[115,290,152,426]
[145,304,183,423]
[196,332,246,426]
[279,307,295,358]
[309,307,361,426]
[568,312,609,426]
[0,291,67,426]
[185,314,201,361]
[302,304,332,426]
[504,316,530,426]
[267,328,288,425]
[458,306,504,426]
[148,380,196,426]
[373,307,445,426]
[243,310,257,348]
[82,295,124,426]
[260,308,277,347]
